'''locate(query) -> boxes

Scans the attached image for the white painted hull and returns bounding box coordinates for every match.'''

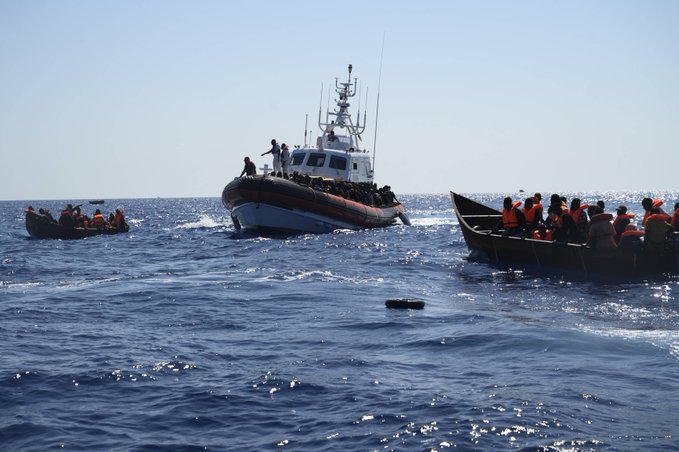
[231,202,364,233]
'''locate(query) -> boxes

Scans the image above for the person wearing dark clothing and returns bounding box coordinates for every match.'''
[569,198,589,242]
[613,205,635,243]
[240,157,257,177]
[549,206,580,243]
[618,224,644,254]
[58,204,75,227]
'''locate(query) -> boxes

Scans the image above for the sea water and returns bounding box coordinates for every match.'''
[1,193,678,450]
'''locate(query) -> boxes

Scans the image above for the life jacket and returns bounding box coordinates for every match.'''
[621,229,644,239]
[533,229,553,240]
[613,213,635,229]
[672,208,679,229]
[569,205,589,224]
[523,206,537,223]
[502,201,522,228]
[60,209,72,217]
[92,213,105,226]
[652,198,664,208]
[534,202,543,218]
[590,213,613,223]
[115,211,124,227]
[646,213,671,223]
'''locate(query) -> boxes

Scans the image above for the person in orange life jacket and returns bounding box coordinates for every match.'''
[569,198,589,242]
[618,223,644,254]
[532,223,553,241]
[641,197,667,227]
[114,209,126,229]
[612,205,635,243]
[58,203,75,227]
[644,207,671,254]
[491,197,526,237]
[522,197,541,235]
[544,194,567,230]
[92,209,106,228]
[548,205,580,243]
[240,156,257,177]
[586,207,617,252]
[531,193,544,221]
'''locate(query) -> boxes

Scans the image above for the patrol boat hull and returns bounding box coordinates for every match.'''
[451,192,679,277]
[223,176,408,233]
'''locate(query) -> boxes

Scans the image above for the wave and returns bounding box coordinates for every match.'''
[175,215,226,230]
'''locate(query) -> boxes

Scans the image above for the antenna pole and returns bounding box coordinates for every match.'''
[372,32,386,174]
[304,114,308,147]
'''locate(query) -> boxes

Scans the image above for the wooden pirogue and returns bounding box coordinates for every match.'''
[450,192,679,277]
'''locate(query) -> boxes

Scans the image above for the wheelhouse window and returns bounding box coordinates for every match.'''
[329,156,347,170]
[306,153,326,167]
[291,154,306,166]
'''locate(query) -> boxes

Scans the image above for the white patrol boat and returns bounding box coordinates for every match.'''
[222,65,410,233]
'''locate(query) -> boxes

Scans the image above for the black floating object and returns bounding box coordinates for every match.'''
[385,298,425,309]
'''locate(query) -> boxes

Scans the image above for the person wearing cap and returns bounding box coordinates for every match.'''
[240,156,257,177]
[613,205,636,243]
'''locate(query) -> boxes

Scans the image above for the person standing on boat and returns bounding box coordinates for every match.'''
[261,139,281,176]
[240,157,257,177]
[280,143,290,178]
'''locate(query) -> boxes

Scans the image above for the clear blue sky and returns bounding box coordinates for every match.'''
[1,0,677,200]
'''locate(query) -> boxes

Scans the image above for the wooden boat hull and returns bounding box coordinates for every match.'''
[223,176,408,233]
[450,192,679,277]
[25,211,129,239]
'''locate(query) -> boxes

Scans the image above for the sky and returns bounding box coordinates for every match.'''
[1,0,678,200]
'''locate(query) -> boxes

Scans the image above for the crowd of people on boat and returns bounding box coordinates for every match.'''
[26,204,128,230]
[237,138,399,209]
[494,193,679,254]
[289,173,398,208]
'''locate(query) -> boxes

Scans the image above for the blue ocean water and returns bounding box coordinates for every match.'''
[1,193,678,451]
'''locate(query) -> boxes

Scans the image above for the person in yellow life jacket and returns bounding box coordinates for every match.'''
[92,209,106,228]
[569,198,589,243]
[644,207,671,254]
[618,223,644,254]
[522,197,541,235]
[492,197,526,237]
[613,205,636,243]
